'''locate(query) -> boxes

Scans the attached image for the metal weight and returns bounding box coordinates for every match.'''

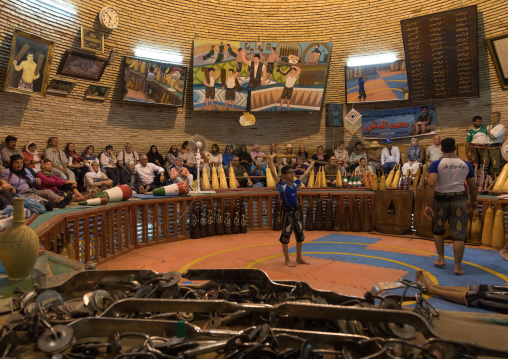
[37,325,74,353]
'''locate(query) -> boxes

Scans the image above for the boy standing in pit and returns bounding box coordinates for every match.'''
[268,153,314,267]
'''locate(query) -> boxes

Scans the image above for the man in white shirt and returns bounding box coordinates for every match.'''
[222,69,239,110]
[425,134,443,164]
[484,111,505,176]
[135,155,167,193]
[380,138,400,174]
[117,143,139,170]
[277,66,301,111]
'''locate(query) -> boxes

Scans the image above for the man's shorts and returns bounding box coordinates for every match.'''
[225,87,235,100]
[483,146,502,172]
[205,86,215,99]
[432,194,468,241]
[281,86,294,100]
[279,206,305,244]
[465,285,508,314]
[470,146,485,166]
[236,62,243,74]
[267,62,275,74]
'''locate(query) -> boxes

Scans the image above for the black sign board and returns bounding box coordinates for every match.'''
[401,5,479,101]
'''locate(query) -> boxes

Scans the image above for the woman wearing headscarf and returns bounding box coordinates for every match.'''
[222,145,235,167]
[146,145,164,167]
[237,145,252,174]
[84,161,114,195]
[349,142,367,172]
[99,145,121,185]
[65,142,89,189]
[164,145,180,174]
[82,145,100,169]
[37,159,86,201]
[403,137,424,175]
[120,160,142,194]
[22,141,42,173]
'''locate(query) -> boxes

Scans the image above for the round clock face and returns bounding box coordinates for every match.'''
[100,7,119,29]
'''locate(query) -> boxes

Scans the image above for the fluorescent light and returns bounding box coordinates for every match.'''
[134,48,183,63]
[38,0,76,14]
[347,53,397,67]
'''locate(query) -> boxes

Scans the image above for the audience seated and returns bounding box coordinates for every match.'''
[334,142,349,175]
[250,162,266,187]
[84,161,114,195]
[37,159,85,201]
[82,145,100,169]
[1,135,22,166]
[402,137,424,175]
[349,142,367,172]
[281,144,295,166]
[381,138,400,174]
[117,143,139,170]
[366,141,383,172]
[1,154,71,209]
[180,141,198,179]
[205,143,222,173]
[297,145,309,159]
[100,145,121,185]
[120,161,141,194]
[222,144,235,167]
[136,155,168,192]
[324,156,341,186]
[0,157,3,172]
[146,145,164,167]
[0,179,15,210]
[165,145,180,174]
[226,156,253,187]
[22,141,42,173]
[250,144,265,163]
[312,145,329,171]
[354,157,374,176]
[44,137,76,181]
[426,134,443,165]
[170,157,193,187]
[65,142,88,188]
[237,145,252,173]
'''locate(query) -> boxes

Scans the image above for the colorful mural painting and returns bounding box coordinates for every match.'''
[193,40,332,112]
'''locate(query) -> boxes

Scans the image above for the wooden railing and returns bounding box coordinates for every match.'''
[35,189,375,265]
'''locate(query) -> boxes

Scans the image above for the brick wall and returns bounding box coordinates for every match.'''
[0,0,507,156]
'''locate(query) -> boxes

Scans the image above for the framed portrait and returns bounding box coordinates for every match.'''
[244,43,251,50]
[486,33,508,90]
[80,26,104,53]
[256,42,263,50]
[4,29,55,96]
[57,50,108,81]
[84,85,111,101]
[46,79,76,96]
[123,56,187,107]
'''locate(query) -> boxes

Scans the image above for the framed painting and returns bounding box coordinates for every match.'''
[486,33,508,89]
[4,29,55,96]
[123,57,187,107]
[46,79,75,96]
[80,26,105,53]
[84,85,111,101]
[57,50,108,81]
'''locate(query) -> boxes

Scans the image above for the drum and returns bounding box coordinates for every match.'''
[373,190,412,234]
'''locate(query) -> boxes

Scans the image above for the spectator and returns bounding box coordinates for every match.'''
[354,157,374,176]
[120,161,141,194]
[222,145,236,167]
[165,145,180,173]
[170,157,193,187]
[206,143,222,173]
[100,145,121,185]
[44,137,76,181]
[117,143,139,170]
[180,141,197,179]
[426,134,443,164]
[250,144,265,164]
[237,145,252,173]
[381,138,400,174]
[312,145,329,171]
[250,161,266,187]
[1,154,71,209]
[0,179,15,210]
[82,145,100,169]
[1,135,22,166]
[349,142,367,172]
[22,141,41,173]
[226,156,253,187]
[65,142,88,188]
[367,141,383,172]
[403,137,424,175]
[324,156,341,186]
[84,161,113,195]
[136,154,168,192]
[334,142,349,175]
[297,145,309,159]
[37,159,85,202]
[146,145,164,167]
[282,144,295,166]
